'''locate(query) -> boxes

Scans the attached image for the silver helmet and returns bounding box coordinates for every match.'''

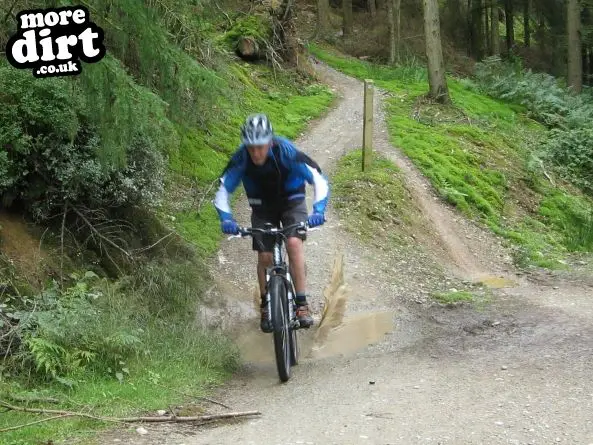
[241,113,274,145]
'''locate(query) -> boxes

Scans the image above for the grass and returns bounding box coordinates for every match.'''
[0,322,239,445]
[332,149,419,247]
[431,290,474,305]
[309,43,593,268]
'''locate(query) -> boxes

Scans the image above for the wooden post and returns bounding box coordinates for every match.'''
[362,79,374,171]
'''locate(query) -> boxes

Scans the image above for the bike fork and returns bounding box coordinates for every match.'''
[264,269,273,326]
[286,271,301,330]
[266,267,300,330]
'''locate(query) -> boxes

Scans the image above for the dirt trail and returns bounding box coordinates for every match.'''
[103,62,593,445]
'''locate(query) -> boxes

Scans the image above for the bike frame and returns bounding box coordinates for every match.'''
[241,222,306,330]
[266,232,298,330]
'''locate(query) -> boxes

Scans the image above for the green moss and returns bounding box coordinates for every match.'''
[332,150,417,246]
[174,206,222,258]
[218,14,271,51]
[169,127,229,183]
[311,44,593,268]
[432,290,474,304]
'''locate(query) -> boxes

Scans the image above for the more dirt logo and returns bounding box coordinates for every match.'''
[5,6,105,78]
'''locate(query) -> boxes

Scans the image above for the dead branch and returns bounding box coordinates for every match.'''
[5,394,61,404]
[146,379,232,410]
[71,206,132,274]
[281,0,294,22]
[539,159,555,186]
[61,202,68,287]
[214,1,233,27]
[112,411,262,423]
[0,414,73,433]
[0,400,127,425]
[130,231,175,254]
[38,227,50,253]
[196,179,218,215]
[0,400,260,425]
[0,317,18,341]
[1,301,36,342]
[1,0,18,25]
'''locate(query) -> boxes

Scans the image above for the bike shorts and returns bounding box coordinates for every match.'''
[250,199,308,252]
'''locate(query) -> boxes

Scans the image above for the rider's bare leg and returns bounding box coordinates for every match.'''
[286,236,306,297]
[286,235,313,326]
[257,252,273,297]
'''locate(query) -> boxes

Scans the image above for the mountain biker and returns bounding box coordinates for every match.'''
[212,113,329,333]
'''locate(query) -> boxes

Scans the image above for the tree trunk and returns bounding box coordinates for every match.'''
[485,3,490,55]
[387,0,396,64]
[423,0,451,104]
[467,0,472,56]
[536,4,546,54]
[583,46,589,86]
[567,0,582,93]
[343,0,353,37]
[369,0,376,17]
[589,46,593,86]
[470,0,484,60]
[376,0,385,11]
[316,0,331,37]
[523,0,530,47]
[491,0,500,56]
[504,0,514,52]
[386,0,401,64]
[396,0,401,61]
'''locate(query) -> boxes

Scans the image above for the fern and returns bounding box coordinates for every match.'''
[25,337,66,378]
[10,273,147,381]
[473,59,593,196]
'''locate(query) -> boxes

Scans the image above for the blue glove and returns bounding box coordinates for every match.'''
[221,219,239,235]
[307,212,325,228]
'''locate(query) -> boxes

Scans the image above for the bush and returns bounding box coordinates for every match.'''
[472,58,593,195]
[544,127,593,195]
[6,272,143,383]
[0,62,166,220]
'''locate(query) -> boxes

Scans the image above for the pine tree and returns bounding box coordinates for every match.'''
[423,0,452,103]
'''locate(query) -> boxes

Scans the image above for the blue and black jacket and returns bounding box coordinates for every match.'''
[213,136,330,221]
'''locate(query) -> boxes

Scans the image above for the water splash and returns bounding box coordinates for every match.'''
[313,253,349,346]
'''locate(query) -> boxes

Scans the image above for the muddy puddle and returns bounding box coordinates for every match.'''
[476,274,519,289]
[235,310,395,364]
[232,254,395,364]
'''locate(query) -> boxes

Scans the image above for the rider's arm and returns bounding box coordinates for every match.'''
[278,138,329,214]
[213,149,246,221]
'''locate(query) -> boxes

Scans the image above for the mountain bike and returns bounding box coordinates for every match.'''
[229,221,311,382]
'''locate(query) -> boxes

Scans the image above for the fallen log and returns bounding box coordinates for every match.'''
[235,36,262,60]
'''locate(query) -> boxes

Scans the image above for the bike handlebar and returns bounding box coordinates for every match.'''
[236,221,309,238]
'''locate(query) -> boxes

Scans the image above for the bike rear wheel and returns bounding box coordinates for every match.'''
[269,275,291,382]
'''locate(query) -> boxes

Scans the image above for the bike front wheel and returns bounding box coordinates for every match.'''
[289,325,299,366]
[269,275,291,382]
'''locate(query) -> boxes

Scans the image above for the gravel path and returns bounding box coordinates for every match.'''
[99,61,593,445]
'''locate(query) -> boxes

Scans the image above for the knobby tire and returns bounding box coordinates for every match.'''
[269,275,291,382]
[287,275,299,366]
